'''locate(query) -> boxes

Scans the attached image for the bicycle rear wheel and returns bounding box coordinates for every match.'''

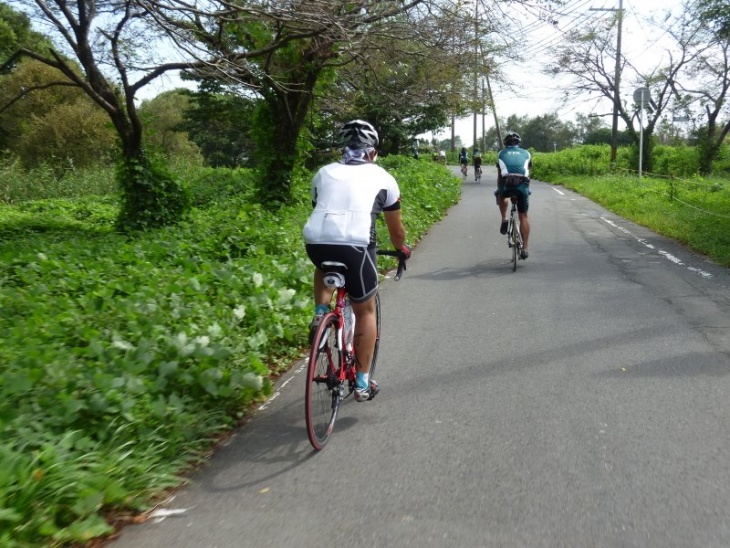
[305,313,341,450]
[510,215,519,271]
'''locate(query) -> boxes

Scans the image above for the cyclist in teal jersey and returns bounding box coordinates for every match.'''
[458,147,468,168]
[495,132,532,259]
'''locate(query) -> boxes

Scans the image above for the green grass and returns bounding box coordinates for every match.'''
[0,157,460,546]
[528,144,730,267]
[545,173,730,267]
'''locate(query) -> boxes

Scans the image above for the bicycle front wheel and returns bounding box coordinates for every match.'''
[305,313,341,450]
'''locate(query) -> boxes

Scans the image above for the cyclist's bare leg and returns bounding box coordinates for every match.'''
[351,296,377,374]
[313,268,335,308]
[518,212,530,251]
[498,196,509,222]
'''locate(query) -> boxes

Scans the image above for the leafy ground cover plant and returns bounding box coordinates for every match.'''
[0,157,460,546]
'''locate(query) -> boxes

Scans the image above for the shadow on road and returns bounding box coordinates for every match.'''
[190,394,362,495]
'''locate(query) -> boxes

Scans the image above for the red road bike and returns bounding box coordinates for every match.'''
[305,249,407,450]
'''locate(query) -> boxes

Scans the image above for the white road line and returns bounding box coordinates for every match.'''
[601,217,712,279]
[552,187,565,195]
[258,361,308,411]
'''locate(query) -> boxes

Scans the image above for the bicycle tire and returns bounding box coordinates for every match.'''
[305,312,341,450]
[510,214,519,271]
[369,292,381,381]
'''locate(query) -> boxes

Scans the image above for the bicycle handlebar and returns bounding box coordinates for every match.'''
[376,249,408,281]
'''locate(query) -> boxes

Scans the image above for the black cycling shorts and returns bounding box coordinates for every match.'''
[306,244,378,303]
[496,185,530,213]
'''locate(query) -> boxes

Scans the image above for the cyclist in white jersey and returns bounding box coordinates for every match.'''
[303,119,411,402]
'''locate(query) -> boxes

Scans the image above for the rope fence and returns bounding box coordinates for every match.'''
[614,168,730,220]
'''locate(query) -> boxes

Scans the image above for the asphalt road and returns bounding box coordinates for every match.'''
[112,165,730,548]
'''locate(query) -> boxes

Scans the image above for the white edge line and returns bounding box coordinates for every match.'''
[257,361,308,411]
[552,187,565,195]
[601,216,712,279]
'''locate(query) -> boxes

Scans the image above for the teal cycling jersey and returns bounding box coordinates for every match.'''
[497,146,531,177]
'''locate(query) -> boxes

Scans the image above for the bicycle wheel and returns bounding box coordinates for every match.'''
[369,292,382,380]
[510,215,519,271]
[305,313,342,450]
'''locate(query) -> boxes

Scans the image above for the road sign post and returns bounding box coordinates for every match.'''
[633,87,650,179]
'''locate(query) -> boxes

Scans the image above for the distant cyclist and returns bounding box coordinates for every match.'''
[495,132,532,259]
[303,119,411,402]
[458,147,468,175]
[473,149,482,180]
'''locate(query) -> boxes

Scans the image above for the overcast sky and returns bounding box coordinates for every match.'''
[441,0,687,143]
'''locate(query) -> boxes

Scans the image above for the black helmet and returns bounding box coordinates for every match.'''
[504,132,521,146]
[338,119,379,149]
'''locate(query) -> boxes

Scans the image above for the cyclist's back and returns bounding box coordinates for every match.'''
[458,147,468,165]
[303,162,398,247]
[497,145,530,180]
[495,132,532,259]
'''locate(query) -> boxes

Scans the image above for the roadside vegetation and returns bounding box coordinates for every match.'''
[529,144,730,267]
[0,156,460,546]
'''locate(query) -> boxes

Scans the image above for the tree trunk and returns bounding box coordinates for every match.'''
[110,107,189,230]
[697,126,720,176]
[252,57,325,205]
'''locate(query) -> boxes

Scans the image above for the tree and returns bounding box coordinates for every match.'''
[19,100,117,170]
[673,0,730,175]
[1,0,213,229]
[0,57,116,167]
[141,0,433,204]
[697,0,730,39]
[521,113,577,151]
[0,2,52,66]
[179,80,256,168]
[574,113,608,144]
[326,15,473,155]
[142,0,533,201]
[546,10,704,172]
[139,90,201,161]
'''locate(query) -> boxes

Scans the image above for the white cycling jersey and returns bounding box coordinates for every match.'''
[303,162,401,247]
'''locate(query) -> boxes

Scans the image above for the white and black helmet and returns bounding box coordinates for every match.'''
[338,119,379,149]
[504,132,521,146]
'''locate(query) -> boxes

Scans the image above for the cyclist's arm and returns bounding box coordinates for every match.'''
[383,209,407,250]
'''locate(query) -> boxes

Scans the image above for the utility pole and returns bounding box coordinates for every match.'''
[482,79,486,151]
[591,0,623,165]
[485,70,502,149]
[473,0,479,149]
